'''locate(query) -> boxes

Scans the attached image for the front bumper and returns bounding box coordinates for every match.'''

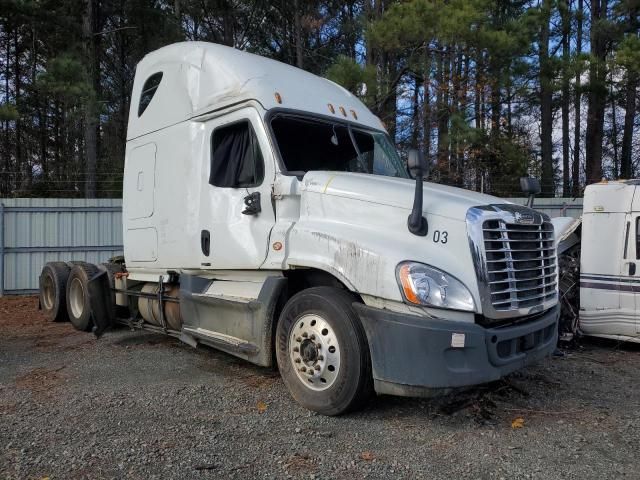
[354,303,559,397]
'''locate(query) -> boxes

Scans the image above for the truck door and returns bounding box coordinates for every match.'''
[620,213,639,332]
[198,107,275,269]
[580,211,626,317]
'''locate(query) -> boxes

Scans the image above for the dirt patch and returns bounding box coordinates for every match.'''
[283,453,318,474]
[239,372,280,389]
[14,366,67,398]
[0,296,83,341]
[0,401,17,415]
[0,296,47,329]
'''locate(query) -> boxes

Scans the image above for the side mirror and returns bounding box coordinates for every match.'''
[520,177,540,208]
[520,177,541,195]
[407,149,428,236]
[407,149,425,177]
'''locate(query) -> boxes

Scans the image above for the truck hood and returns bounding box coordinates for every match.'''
[300,171,505,221]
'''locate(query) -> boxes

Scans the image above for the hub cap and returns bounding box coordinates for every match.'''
[289,314,341,391]
[42,275,55,310]
[69,277,85,319]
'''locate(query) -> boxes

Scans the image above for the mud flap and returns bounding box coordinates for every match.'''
[88,270,114,339]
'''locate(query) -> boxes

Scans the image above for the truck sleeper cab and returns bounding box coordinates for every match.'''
[553,180,640,343]
[39,42,559,415]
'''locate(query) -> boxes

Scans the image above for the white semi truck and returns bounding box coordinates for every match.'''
[554,180,640,343]
[39,42,559,415]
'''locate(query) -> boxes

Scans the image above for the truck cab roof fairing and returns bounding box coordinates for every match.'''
[127,42,383,140]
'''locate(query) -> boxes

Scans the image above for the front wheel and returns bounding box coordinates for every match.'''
[275,287,373,415]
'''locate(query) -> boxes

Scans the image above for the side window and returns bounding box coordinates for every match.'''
[138,72,163,117]
[209,120,264,188]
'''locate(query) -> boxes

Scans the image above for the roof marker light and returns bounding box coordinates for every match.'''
[274,92,282,104]
[328,103,335,114]
[339,106,347,117]
[350,109,358,120]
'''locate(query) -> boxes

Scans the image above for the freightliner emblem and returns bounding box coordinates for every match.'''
[514,211,535,224]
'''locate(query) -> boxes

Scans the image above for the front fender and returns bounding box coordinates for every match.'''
[284,192,480,310]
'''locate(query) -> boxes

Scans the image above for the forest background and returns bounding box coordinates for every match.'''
[1,0,638,198]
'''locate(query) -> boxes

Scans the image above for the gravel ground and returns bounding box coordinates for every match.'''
[1,295,639,480]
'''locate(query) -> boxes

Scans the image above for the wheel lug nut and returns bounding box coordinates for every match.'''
[314,365,320,371]
[294,358,301,363]
[310,334,316,340]
[296,337,302,342]
[318,355,324,361]
[302,332,308,338]
[307,370,313,375]
[293,346,299,352]
[300,367,306,372]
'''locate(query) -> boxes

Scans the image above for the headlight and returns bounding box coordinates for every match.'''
[396,262,476,311]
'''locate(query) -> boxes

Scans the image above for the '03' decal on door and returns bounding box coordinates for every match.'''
[432,230,448,244]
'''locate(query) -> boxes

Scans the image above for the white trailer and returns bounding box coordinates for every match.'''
[39,42,560,415]
[554,180,640,343]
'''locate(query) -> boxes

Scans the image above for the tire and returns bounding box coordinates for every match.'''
[65,263,100,332]
[275,287,373,416]
[39,262,71,322]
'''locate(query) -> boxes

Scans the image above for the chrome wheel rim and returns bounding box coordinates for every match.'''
[69,277,85,319]
[42,275,55,310]
[289,313,341,391]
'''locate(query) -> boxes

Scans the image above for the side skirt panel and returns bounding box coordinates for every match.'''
[179,274,286,367]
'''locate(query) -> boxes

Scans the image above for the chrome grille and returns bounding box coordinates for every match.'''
[483,220,557,311]
[466,204,558,320]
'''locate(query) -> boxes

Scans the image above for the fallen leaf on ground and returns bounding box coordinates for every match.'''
[361,451,375,461]
[511,417,525,429]
[257,401,268,413]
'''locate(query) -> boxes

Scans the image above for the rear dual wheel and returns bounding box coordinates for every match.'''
[66,263,100,332]
[276,287,373,416]
[39,262,71,322]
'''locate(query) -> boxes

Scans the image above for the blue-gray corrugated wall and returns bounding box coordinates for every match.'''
[0,198,123,295]
[0,196,582,295]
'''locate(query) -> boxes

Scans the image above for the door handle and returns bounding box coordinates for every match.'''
[242,192,261,215]
[628,262,636,276]
[201,230,210,256]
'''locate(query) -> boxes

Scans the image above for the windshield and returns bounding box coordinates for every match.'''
[270,114,408,178]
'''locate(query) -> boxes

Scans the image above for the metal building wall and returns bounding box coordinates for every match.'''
[505,197,583,219]
[0,198,123,295]
[0,196,582,296]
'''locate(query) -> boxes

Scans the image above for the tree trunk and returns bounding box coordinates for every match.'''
[620,70,638,179]
[436,45,450,179]
[14,30,27,193]
[611,86,619,177]
[474,52,482,130]
[83,0,97,198]
[174,0,182,39]
[410,75,420,147]
[620,5,638,179]
[585,0,608,185]
[422,48,432,163]
[572,0,583,196]
[2,32,10,196]
[489,56,500,138]
[294,0,303,69]
[222,1,234,47]
[561,0,571,195]
[539,0,554,196]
